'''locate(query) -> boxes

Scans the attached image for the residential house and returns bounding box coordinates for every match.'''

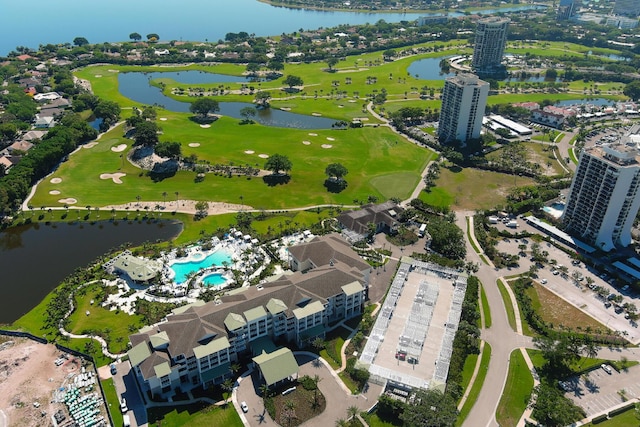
[6,140,34,155]
[34,116,55,129]
[531,109,565,128]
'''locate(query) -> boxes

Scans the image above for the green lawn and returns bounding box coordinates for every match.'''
[496,350,534,427]
[101,378,124,427]
[30,115,431,211]
[527,349,608,375]
[148,402,243,427]
[583,406,639,426]
[362,411,403,427]
[456,343,492,427]
[421,165,536,211]
[497,279,517,332]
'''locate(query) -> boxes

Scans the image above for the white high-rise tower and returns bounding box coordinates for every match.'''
[472,16,510,74]
[438,73,489,145]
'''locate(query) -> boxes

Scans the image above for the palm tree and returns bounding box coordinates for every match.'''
[162,191,168,207]
[312,374,322,408]
[335,420,349,427]
[284,400,296,427]
[221,378,234,405]
[347,406,359,426]
[136,195,141,207]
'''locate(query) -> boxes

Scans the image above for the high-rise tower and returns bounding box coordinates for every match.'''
[472,16,510,75]
[562,143,640,251]
[438,73,489,145]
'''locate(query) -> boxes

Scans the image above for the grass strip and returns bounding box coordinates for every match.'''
[456,342,492,427]
[480,285,492,329]
[466,217,481,254]
[496,350,534,427]
[100,378,123,427]
[497,279,517,332]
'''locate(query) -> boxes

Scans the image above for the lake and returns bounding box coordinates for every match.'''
[1,0,544,56]
[119,71,338,128]
[0,220,182,324]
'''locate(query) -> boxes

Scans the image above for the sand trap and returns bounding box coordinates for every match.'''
[321,144,333,149]
[244,150,255,154]
[49,190,60,195]
[94,75,102,78]
[326,137,335,141]
[50,178,62,184]
[200,124,211,128]
[188,143,201,148]
[308,133,317,136]
[280,107,291,111]
[258,154,269,159]
[107,69,120,73]
[83,142,98,149]
[338,105,344,108]
[58,198,77,204]
[348,100,357,103]
[312,113,322,116]
[159,117,168,121]
[100,173,126,184]
[302,141,311,145]
[110,144,127,152]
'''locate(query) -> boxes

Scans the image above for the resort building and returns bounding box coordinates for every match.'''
[562,143,640,251]
[438,73,489,145]
[472,16,510,75]
[337,201,403,242]
[127,234,369,399]
[104,250,162,283]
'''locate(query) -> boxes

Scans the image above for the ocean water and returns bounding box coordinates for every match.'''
[1,0,542,56]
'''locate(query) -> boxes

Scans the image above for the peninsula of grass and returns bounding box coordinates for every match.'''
[101,378,124,427]
[148,401,243,427]
[497,279,517,332]
[495,350,533,427]
[480,285,492,328]
[456,342,492,427]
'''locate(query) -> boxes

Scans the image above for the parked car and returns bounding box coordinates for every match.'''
[601,364,612,374]
[240,401,249,413]
[110,364,117,375]
[120,398,128,413]
[540,279,548,284]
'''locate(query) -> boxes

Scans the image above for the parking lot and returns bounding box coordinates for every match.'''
[493,226,640,344]
[563,364,640,417]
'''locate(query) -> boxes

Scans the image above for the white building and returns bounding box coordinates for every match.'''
[562,143,640,251]
[438,73,489,145]
[472,16,510,74]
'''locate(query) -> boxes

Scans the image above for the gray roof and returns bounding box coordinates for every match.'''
[287,234,370,272]
[112,254,161,282]
[337,201,402,235]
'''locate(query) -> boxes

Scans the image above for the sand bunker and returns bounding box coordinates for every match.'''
[94,75,102,78]
[244,150,255,154]
[312,112,322,116]
[326,137,335,141]
[100,173,126,184]
[258,154,269,159]
[348,100,357,103]
[110,144,127,152]
[58,198,77,204]
[302,141,311,145]
[200,124,211,128]
[188,143,201,148]
[83,142,99,149]
[50,177,62,184]
[338,105,344,108]
[308,133,317,136]
[321,144,333,149]
[49,190,61,195]
[159,117,168,121]
[107,69,120,73]
[280,107,291,111]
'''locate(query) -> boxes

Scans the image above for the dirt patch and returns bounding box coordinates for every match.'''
[100,173,126,184]
[0,338,96,427]
[50,178,62,184]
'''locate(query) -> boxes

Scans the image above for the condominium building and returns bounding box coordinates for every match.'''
[562,143,640,251]
[472,16,510,74]
[613,0,640,17]
[557,0,577,20]
[438,73,489,145]
[127,234,370,399]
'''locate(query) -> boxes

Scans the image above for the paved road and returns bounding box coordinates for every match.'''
[110,360,148,427]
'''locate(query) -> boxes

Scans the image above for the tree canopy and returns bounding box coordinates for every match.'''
[530,384,585,427]
[624,80,640,101]
[283,75,304,89]
[325,163,348,181]
[189,98,220,118]
[264,154,292,175]
[133,120,159,146]
[400,389,458,427]
[73,37,89,46]
[129,32,142,41]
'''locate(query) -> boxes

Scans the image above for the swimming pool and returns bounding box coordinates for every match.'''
[170,249,232,284]
[201,273,227,287]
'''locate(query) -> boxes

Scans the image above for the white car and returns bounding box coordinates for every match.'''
[240,401,248,413]
[601,364,612,375]
[540,279,548,284]
[120,398,128,413]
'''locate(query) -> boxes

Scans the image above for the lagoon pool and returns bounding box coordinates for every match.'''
[170,250,232,284]
[202,273,227,287]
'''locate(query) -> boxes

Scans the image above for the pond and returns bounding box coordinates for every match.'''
[407,57,455,80]
[0,220,182,324]
[118,72,338,129]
